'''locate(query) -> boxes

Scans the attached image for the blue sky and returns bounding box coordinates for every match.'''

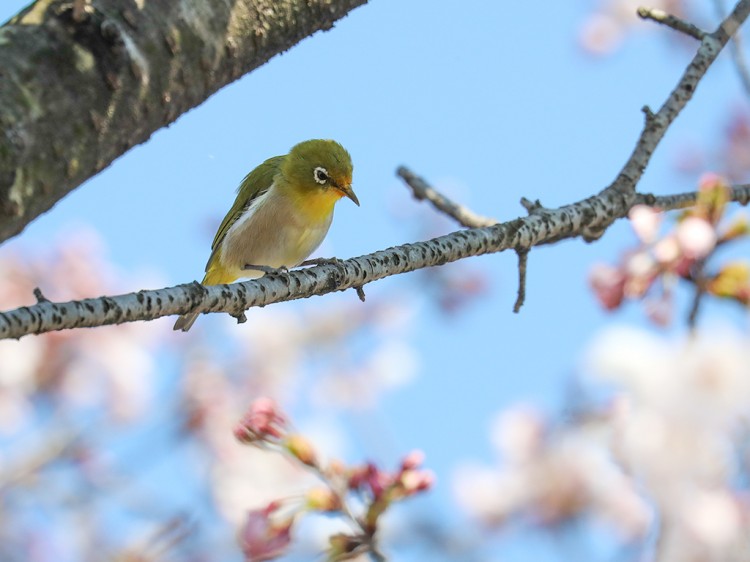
[2,0,749,559]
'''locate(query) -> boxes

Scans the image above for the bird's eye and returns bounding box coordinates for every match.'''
[313,167,329,185]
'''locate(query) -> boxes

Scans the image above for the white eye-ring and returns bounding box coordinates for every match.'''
[314,167,329,185]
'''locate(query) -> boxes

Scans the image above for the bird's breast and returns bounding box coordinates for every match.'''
[220,187,334,276]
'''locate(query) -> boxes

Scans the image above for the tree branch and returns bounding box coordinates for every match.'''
[637,7,707,40]
[602,0,750,209]
[0,2,748,340]
[0,0,368,243]
[396,166,497,228]
[637,184,750,209]
[712,0,750,97]
[2,183,750,340]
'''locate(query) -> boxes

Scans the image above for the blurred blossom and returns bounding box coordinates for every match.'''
[589,264,626,310]
[229,399,434,559]
[723,108,750,180]
[590,176,750,321]
[629,205,661,244]
[457,325,750,557]
[213,448,312,525]
[676,216,718,259]
[454,424,652,538]
[586,326,750,559]
[234,398,287,445]
[0,228,172,561]
[587,326,750,426]
[0,229,165,423]
[683,490,741,547]
[490,406,545,464]
[238,503,294,562]
[578,0,688,55]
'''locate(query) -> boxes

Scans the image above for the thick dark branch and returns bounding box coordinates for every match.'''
[0,0,367,243]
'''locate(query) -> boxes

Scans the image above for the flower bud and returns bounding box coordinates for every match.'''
[284,434,317,467]
[305,487,341,512]
[234,398,287,445]
[238,503,293,562]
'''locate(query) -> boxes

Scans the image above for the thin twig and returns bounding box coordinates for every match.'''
[33,287,49,303]
[687,260,708,329]
[513,250,528,313]
[397,166,497,228]
[603,0,750,209]
[637,183,750,209]
[637,6,707,40]
[712,0,750,96]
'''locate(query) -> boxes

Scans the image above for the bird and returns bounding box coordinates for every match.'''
[173,139,359,332]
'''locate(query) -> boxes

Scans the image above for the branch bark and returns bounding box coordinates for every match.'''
[0,0,368,243]
[0,1,748,340]
[2,183,749,340]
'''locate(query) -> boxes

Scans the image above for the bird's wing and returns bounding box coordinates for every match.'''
[205,155,284,271]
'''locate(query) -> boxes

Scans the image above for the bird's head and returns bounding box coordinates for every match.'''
[281,139,359,206]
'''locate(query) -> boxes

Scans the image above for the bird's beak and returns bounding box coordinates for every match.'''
[338,185,360,206]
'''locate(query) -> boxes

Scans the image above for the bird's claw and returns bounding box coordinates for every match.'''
[243,263,289,275]
[299,257,343,267]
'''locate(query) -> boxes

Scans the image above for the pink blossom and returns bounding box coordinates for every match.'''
[348,462,391,499]
[399,468,436,495]
[589,264,626,310]
[629,205,662,244]
[698,172,726,192]
[400,449,426,471]
[676,217,717,259]
[238,503,293,562]
[653,235,680,265]
[234,398,287,444]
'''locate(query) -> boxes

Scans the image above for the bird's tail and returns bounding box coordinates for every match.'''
[173,264,236,332]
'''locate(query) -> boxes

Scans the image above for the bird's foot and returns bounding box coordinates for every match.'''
[243,263,289,275]
[299,257,343,267]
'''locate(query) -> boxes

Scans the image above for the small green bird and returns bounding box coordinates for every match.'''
[174,139,359,332]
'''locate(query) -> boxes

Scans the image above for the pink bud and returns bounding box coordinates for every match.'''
[676,217,717,259]
[698,172,725,192]
[400,449,425,471]
[234,398,287,445]
[348,462,391,500]
[400,468,436,495]
[238,503,293,562]
[629,205,661,244]
[589,264,626,310]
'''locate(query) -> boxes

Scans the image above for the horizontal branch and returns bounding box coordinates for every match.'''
[637,184,750,209]
[1,184,750,340]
